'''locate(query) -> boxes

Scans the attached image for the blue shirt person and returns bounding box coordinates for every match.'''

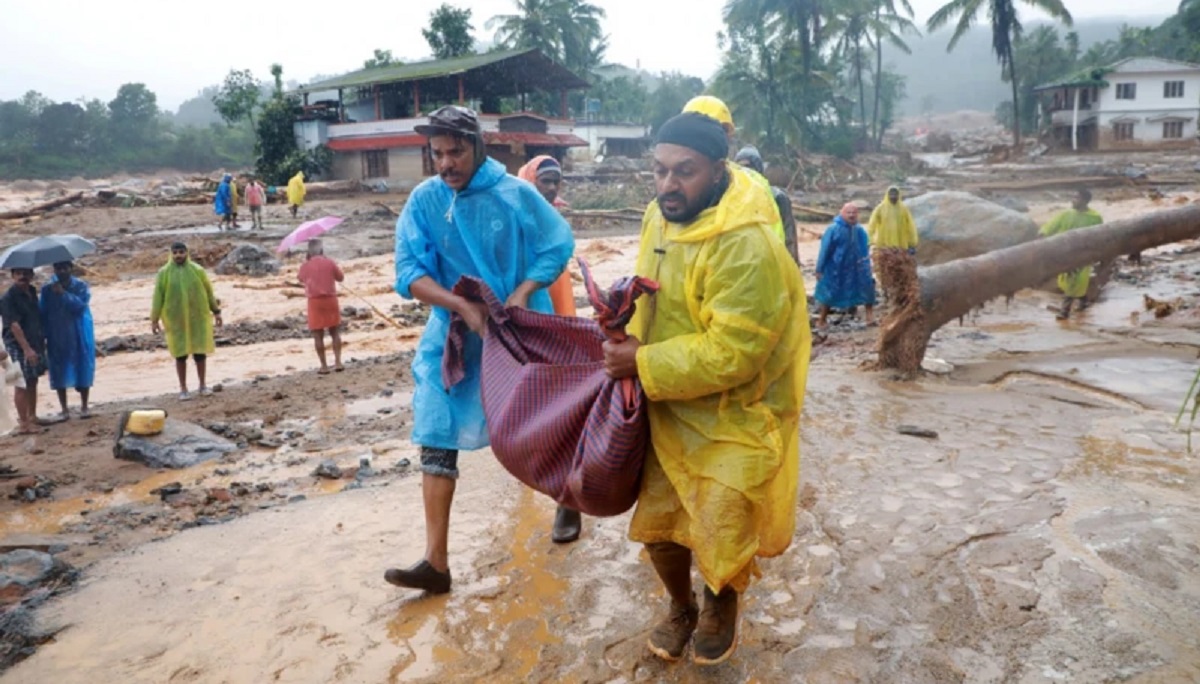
[385,105,575,595]
[39,260,95,418]
[815,203,877,329]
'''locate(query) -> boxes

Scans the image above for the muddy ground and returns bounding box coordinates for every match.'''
[0,172,1198,682]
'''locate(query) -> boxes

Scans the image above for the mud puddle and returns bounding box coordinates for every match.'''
[957,347,1197,412]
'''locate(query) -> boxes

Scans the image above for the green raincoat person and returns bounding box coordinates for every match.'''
[1039,189,1103,319]
[150,243,222,399]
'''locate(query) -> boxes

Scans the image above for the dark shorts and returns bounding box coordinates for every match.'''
[420,446,459,479]
[175,353,207,362]
[4,341,46,386]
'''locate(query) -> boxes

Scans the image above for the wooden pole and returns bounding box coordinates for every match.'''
[414,82,421,115]
[458,76,465,105]
[374,85,381,121]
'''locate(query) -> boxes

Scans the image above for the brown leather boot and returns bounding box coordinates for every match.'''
[645,543,699,661]
[693,586,739,665]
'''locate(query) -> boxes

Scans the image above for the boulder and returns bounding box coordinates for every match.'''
[114,419,238,469]
[214,243,281,277]
[0,550,74,604]
[907,191,1040,267]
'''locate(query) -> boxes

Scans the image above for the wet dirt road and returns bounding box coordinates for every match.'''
[7,348,1199,683]
[3,198,1199,682]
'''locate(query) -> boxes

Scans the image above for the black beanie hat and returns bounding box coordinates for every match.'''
[655,112,728,162]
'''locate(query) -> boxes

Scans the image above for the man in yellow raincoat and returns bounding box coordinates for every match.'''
[150,242,223,400]
[1039,189,1103,319]
[287,171,306,218]
[603,112,810,666]
[682,96,786,246]
[867,186,919,303]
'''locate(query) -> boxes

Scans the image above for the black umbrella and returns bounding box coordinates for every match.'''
[0,235,97,270]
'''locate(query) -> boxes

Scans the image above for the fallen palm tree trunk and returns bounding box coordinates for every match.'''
[879,203,1200,371]
[0,192,86,220]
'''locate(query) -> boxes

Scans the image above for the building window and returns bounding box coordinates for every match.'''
[1115,83,1137,100]
[1163,121,1185,139]
[363,150,389,179]
[1114,123,1135,141]
[1165,81,1185,98]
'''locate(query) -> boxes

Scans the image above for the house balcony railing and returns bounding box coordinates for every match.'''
[327,114,576,140]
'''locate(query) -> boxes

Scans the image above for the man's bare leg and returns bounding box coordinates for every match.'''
[865,305,875,325]
[423,474,455,572]
[330,328,343,370]
[816,305,830,329]
[13,386,30,432]
[195,356,208,392]
[312,330,329,373]
[55,388,69,418]
[175,357,189,394]
[78,388,90,417]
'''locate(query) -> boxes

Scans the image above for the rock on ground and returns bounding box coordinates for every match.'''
[214,243,280,277]
[114,419,238,469]
[907,191,1040,266]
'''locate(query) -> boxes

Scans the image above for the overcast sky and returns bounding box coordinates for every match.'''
[0,0,1179,111]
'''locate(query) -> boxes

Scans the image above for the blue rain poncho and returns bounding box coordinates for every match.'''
[395,157,575,451]
[214,179,232,216]
[815,215,877,309]
[39,275,95,390]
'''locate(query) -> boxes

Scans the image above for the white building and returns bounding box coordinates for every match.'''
[1035,57,1200,151]
[569,121,651,160]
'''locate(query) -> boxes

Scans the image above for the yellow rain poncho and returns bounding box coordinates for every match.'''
[230,178,240,208]
[867,186,918,249]
[286,171,306,207]
[1039,208,1103,297]
[150,258,219,358]
[629,162,812,593]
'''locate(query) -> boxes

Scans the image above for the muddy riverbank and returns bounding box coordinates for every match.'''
[0,187,1197,682]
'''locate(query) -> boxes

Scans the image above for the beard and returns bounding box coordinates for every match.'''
[658,191,707,224]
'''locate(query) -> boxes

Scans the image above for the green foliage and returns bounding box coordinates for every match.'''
[423,4,475,59]
[363,49,398,69]
[212,69,262,128]
[926,0,1075,145]
[254,96,302,184]
[0,83,255,179]
[108,83,159,149]
[1177,367,1200,453]
[644,73,705,134]
[488,0,607,116]
[587,75,648,122]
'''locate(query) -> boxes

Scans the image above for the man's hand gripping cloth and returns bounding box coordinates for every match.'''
[443,260,658,516]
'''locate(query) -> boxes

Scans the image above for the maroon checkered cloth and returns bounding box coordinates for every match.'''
[443,261,659,516]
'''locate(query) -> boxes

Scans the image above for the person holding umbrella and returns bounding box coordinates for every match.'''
[0,234,95,432]
[39,261,95,419]
[0,268,47,434]
[151,242,222,400]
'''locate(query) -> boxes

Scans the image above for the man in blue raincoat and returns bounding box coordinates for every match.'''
[39,261,95,418]
[214,174,233,230]
[815,203,877,329]
[386,106,575,594]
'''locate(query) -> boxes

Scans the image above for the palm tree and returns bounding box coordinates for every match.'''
[870,0,918,147]
[723,0,830,150]
[927,0,1072,146]
[487,0,606,75]
[487,0,563,59]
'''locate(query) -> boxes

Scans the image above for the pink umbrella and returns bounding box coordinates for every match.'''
[276,216,345,254]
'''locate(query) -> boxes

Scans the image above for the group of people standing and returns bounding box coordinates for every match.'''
[213,171,308,231]
[1,261,95,434]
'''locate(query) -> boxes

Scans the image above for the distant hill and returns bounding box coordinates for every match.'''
[891,17,1164,116]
